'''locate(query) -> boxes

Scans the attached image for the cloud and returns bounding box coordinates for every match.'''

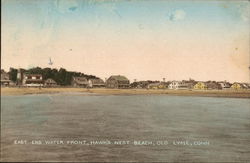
[169,9,186,21]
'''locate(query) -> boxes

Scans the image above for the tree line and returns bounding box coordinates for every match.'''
[8,67,99,86]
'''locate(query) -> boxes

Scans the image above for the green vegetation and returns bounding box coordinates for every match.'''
[11,67,98,86]
[9,68,18,82]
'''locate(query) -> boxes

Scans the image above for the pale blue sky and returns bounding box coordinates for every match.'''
[2,0,250,82]
[3,0,248,30]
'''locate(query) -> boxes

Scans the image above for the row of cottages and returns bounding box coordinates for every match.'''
[71,75,129,88]
[16,69,57,87]
[193,82,221,90]
[144,80,225,90]
[20,74,105,88]
[163,80,245,90]
[106,75,130,88]
[147,82,168,89]
[231,83,250,90]
[168,81,195,90]
[19,74,129,88]
[131,81,166,89]
[167,80,197,90]
[71,77,105,88]
[193,82,250,90]
[130,81,149,89]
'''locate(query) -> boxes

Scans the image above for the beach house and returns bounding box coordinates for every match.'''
[1,70,11,86]
[106,75,130,88]
[71,77,88,87]
[147,82,167,89]
[168,81,192,90]
[44,78,57,87]
[88,78,105,88]
[193,82,208,90]
[231,83,243,90]
[22,74,44,87]
[206,81,222,90]
[218,81,232,89]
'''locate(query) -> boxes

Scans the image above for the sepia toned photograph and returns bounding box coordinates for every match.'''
[1,0,250,162]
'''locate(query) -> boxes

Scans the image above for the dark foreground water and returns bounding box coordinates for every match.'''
[1,94,250,162]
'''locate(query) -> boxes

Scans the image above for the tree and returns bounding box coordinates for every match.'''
[65,72,73,85]
[8,66,100,86]
[51,68,58,80]
[26,67,43,74]
[43,68,53,80]
[57,68,67,85]
[9,68,17,82]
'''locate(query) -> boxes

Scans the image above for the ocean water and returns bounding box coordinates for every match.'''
[1,94,250,162]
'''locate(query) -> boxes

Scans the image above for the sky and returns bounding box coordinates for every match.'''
[1,0,250,82]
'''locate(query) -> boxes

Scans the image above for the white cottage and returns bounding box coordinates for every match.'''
[168,81,189,90]
[22,74,44,87]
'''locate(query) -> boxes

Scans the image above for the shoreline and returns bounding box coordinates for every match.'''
[1,87,250,98]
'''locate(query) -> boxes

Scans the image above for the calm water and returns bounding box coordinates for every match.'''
[1,94,250,162]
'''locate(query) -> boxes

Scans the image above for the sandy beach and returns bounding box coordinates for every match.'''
[1,87,250,98]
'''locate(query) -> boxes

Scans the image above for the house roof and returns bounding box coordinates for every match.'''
[73,76,87,80]
[206,82,221,88]
[241,83,249,88]
[72,77,88,85]
[24,74,42,77]
[109,75,129,81]
[89,78,104,84]
[45,78,57,84]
